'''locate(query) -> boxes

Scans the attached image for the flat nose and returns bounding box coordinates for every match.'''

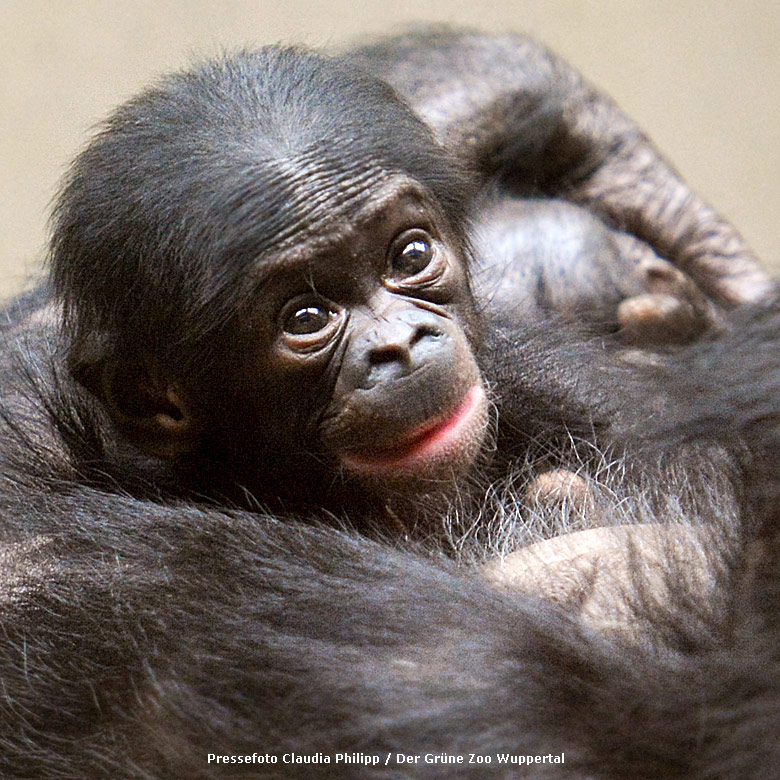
[339,305,447,390]
[367,315,442,369]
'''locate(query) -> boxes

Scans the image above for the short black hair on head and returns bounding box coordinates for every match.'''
[50,46,473,379]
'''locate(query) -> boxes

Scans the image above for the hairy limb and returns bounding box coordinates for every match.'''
[352,29,771,306]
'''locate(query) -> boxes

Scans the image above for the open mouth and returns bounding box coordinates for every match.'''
[340,383,486,474]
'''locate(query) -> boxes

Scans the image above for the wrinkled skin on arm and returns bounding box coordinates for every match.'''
[352,29,771,308]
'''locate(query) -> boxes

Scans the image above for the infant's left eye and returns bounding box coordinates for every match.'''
[389,232,434,277]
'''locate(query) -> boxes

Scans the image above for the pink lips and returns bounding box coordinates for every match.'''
[341,383,486,474]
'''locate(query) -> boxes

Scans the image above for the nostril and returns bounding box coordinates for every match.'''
[410,322,442,348]
[369,343,410,366]
[369,323,442,366]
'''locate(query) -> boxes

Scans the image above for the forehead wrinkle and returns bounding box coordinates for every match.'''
[258,149,387,250]
[252,176,428,282]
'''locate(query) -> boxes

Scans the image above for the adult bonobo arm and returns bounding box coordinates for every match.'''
[350,29,772,307]
[1,303,778,779]
[0,473,702,778]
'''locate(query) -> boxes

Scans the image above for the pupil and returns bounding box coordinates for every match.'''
[398,239,431,273]
[289,306,329,334]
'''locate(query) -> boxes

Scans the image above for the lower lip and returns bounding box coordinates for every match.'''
[341,383,486,474]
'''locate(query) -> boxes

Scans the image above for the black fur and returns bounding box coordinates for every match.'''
[1,295,779,778]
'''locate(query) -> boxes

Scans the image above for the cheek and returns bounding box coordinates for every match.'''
[448,270,483,347]
[211,343,330,453]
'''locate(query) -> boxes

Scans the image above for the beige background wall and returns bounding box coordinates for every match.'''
[2,0,779,298]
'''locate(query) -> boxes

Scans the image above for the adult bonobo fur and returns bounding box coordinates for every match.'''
[0,28,777,778]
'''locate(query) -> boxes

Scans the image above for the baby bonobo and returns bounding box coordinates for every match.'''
[50,40,751,527]
[53,53,490,512]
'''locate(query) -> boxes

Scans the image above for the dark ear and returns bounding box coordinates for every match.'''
[71,353,198,459]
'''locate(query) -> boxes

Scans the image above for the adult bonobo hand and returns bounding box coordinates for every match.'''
[353,29,773,344]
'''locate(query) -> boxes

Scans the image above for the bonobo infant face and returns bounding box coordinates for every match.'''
[51,47,489,505]
[226,176,489,493]
[80,174,489,502]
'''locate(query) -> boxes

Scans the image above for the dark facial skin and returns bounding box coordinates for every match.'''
[177,178,489,500]
[270,181,487,479]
